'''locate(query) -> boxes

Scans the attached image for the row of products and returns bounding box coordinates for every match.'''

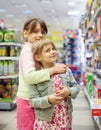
[63,37,82,65]
[0,78,18,99]
[0,60,18,76]
[0,46,21,57]
[0,30,16,42]
[93,46,101,70]
[62,29,84,84]
[85,0,101,40]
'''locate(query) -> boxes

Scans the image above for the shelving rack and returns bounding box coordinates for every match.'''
[0,42,22,110]
[80,0,101,130]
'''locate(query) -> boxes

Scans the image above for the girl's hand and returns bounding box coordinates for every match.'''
[56,86,71,98]
[49,63,66,75]
[48,94,64,105]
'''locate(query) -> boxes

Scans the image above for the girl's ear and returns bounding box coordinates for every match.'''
[23,30,28,37]
[35,55,41,61]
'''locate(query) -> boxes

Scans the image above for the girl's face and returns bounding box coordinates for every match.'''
[24,23,46,43]
[35,43,57,68]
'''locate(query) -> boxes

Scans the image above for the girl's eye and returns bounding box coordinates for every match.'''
[33,30,39,33]
[45,49,50,52]
[52,47,55,50]
[41,31,46,34]
[45,48,55,52]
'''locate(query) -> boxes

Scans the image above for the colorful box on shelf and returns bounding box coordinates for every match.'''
[0,97,16,102]
[92,109,101,116]
[98,88,101,99]
[97,16,101,40]
[91,98,101,116]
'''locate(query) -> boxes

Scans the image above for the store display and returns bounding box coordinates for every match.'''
[0,26,22,110]
[0,0,99,129]
[0,31,3,42]
[4,30,16,42]
[62,29,84,84]
[80,0,101,129]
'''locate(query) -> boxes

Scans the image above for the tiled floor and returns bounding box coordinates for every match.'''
[0,87,98,130]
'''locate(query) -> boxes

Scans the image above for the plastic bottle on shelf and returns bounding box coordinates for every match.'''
[0,61,3,75]
[3,60,8,76]
[8,60,15,75]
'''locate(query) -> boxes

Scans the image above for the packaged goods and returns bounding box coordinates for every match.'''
[4,30,15,42]
[0,31,3,42]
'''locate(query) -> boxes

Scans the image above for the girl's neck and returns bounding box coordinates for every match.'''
[42,63,55,69]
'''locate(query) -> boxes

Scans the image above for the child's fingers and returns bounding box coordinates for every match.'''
[56,90,64,95]
[60,86,65,89]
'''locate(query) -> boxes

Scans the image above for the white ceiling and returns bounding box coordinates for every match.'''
[0,0,86,34]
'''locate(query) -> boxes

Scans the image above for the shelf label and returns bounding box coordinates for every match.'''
[92,109,101,116]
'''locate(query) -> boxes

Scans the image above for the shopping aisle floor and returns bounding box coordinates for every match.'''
[72,87,97,130]
[0,87,97,130]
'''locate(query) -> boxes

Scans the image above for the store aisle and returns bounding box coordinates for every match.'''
[72,87,96,130]
[0,87,97,130]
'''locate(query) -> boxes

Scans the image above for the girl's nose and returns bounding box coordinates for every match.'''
[38,31,43,37]
[51,49,56,54]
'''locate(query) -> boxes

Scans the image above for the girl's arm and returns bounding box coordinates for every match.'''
[29,85,52,109]
[29,84,63,108]
[56,68,80,99]
[65,68,80,99]
[20,46,66,84]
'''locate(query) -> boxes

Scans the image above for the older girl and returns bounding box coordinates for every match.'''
[16,18,66,130]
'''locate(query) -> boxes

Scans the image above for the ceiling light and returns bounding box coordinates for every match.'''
[0,9,6,12]
[67,2,76,6]
[40,0,52,4]
[23,10,32,14]
[91,10,94,15]
[67,11,80,16]
[6,14,14,18]
[15,3,26,7]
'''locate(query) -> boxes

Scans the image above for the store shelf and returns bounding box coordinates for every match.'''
[83,87,101,130]
[93,37,101,44]
[0,74,18,79]
[0,42,22,46]
[90,38,101,48]
[0,42,21,110]
[81,1,101,130]
[0,57,19,60]
[0,101,16,110]
[87,0,94,17]
[95,69,101,76]
[87,5,101,30]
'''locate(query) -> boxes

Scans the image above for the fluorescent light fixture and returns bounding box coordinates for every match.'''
[23,10,32,14]
[0,9,6,12]
[15,3,26,7]
[6,14,14,18]
[40,0,51,4]
[91,10,94,15]
[67,2,76,6]
[67,11,80,15]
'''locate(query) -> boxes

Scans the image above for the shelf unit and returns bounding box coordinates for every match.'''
[83,87,101,130]
[80,0,101,129]
[0,42,22,110]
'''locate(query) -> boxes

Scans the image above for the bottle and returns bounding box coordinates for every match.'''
[10,46,15,56]
[3,60,8,76]
[8,60,14,75]
[0,61,3,75]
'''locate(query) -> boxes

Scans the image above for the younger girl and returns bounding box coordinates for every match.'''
[16,18,66,130]
[29,39,80,130]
